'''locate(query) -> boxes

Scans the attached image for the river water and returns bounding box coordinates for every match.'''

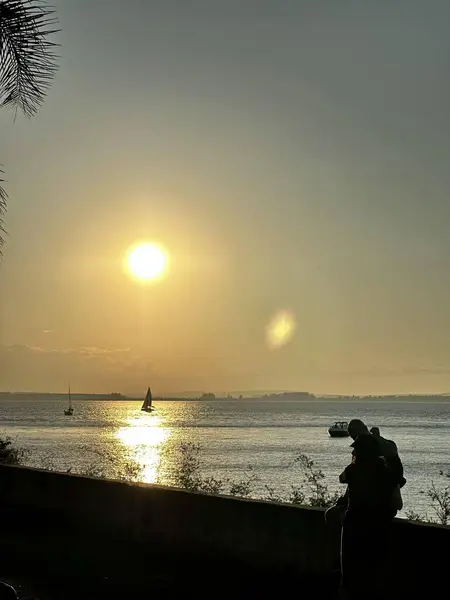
[0,396,449,517]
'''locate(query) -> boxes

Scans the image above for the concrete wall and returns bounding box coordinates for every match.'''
[0,465,448,597]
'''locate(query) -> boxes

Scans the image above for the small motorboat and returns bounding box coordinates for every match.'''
[328,421,349,437]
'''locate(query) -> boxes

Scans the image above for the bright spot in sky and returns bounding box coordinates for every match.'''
[266,310,296,349]
[126,243,167,282]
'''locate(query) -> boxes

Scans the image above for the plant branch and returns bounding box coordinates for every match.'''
[0,0,59,117]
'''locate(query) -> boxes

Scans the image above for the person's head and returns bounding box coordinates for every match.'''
[348,418,369,440]
[350,433,380,463]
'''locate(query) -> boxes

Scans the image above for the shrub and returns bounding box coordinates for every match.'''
[405,470,450,525]
[290,453,341,508]
[165,443,340,509]
[427,481,450,526]
[0,435,27,465]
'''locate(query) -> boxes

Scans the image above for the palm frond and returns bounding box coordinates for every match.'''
[0,168,8,255]
[0,0,59,118]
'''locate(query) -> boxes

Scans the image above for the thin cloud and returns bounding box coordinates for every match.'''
[0,344,222,393]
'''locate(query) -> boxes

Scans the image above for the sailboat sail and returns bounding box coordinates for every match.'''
[141,387,153,411]
[68,386,72,410]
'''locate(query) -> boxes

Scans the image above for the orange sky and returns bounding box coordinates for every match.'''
[2,1,450,395]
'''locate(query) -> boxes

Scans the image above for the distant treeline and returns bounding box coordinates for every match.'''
[1,391,449,402]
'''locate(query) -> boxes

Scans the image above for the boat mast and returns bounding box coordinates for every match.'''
[68,384,72,409]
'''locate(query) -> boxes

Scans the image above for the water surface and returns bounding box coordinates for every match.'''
[1,397,448,516]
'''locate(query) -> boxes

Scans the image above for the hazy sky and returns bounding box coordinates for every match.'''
[1,0,450,395]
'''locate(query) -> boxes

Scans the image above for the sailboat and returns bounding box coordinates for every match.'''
[141,387,154,412]
[64,385,74,416]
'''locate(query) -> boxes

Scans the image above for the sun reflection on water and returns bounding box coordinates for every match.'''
[116,415,171,483]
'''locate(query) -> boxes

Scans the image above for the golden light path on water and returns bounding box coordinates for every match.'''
[116,415,171,483]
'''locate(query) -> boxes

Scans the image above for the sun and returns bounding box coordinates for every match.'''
[126,243,167,282]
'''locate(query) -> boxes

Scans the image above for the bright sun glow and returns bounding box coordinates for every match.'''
[126,243,167,282]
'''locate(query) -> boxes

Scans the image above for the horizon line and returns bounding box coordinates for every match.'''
[1,390,450,399]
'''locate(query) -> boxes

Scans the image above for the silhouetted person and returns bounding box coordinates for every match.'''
[369,425,406,510]
[339,433,398,599]
[325,419,405,526]
[324,419,406,578]
[348,419,406,500]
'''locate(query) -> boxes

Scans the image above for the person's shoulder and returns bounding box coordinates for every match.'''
[384,436,397,447]
[379,436,398,456]
[387,439,398,454]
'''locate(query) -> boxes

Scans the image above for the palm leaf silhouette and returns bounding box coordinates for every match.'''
[0,167,7,253]
[0,0,59,252]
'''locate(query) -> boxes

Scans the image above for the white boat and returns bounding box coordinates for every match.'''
[141,387,154,413]
[328,421,349,437]
[64,385,74,416]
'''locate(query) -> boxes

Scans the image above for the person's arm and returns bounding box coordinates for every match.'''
[339,464,352,484]
[389,454,406,487]
[336,487,349,507]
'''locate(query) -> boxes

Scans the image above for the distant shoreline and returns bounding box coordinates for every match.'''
[1,392,449,402]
